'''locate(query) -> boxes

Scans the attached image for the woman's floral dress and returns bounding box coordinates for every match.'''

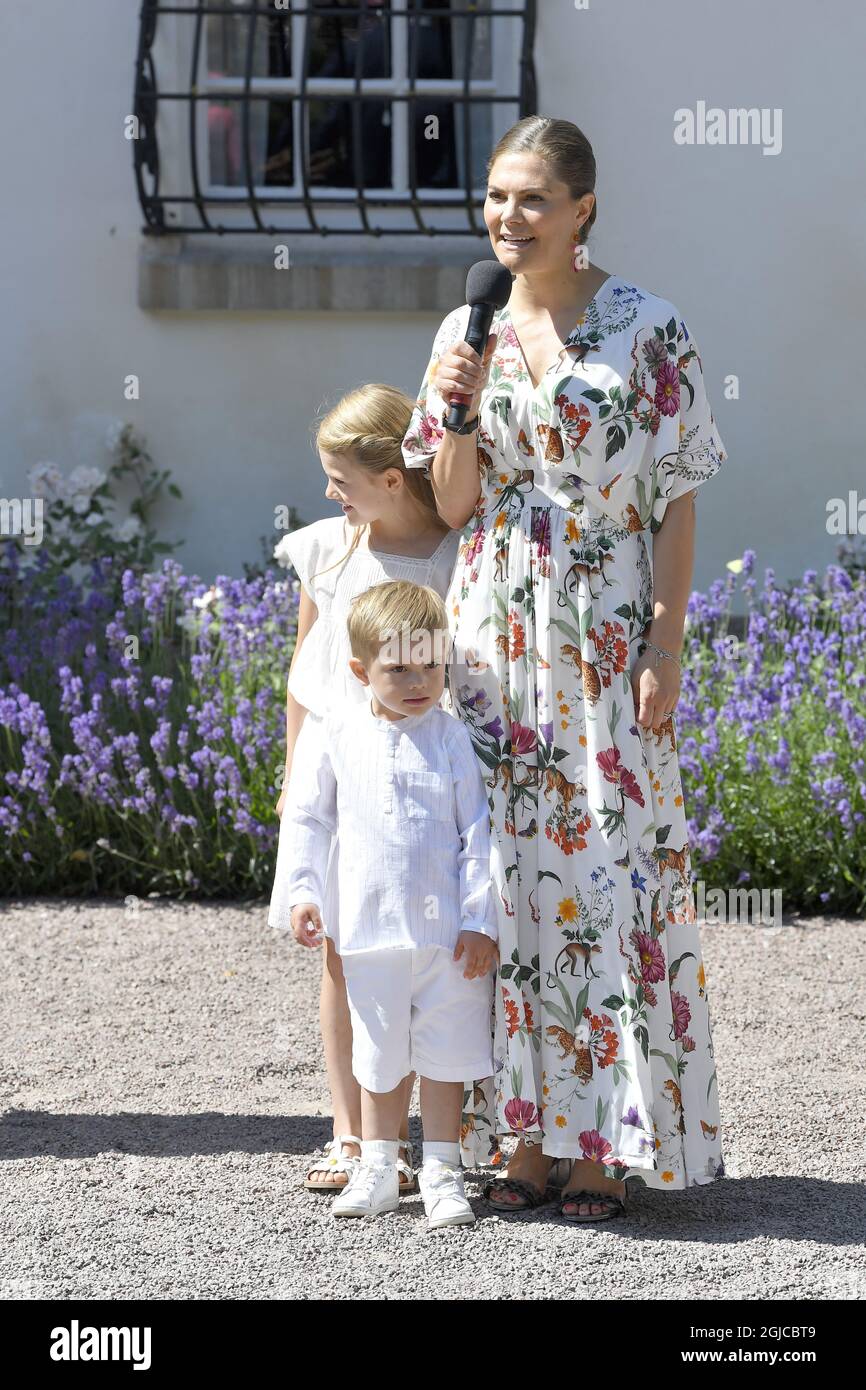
[402,275,727,1190]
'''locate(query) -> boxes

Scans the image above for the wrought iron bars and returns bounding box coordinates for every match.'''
[132,1,537,235]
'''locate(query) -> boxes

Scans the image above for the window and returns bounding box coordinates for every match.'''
[133,0,537,236]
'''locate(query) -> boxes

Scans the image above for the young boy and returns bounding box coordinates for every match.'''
[283,579,499,1229]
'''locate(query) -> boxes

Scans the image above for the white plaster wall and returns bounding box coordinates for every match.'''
[538,0,866,589]
[1,0,863,590]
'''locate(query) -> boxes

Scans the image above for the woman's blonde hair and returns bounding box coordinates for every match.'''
[347,580,450,670]
[309,383,445,583]
[487,115,598,245]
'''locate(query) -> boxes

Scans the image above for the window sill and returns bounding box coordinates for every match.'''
[137,236,483,312]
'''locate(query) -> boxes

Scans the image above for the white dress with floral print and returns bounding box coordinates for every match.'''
[402,275,727,1190]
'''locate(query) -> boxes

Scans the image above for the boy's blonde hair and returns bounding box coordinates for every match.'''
[310,383,445,584]
[347,580,451,670]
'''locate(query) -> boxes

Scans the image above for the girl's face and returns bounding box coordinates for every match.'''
[320,449,395,524]
[484,152,594,273]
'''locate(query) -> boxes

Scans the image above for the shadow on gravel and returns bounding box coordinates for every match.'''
[3,1108,865,1246]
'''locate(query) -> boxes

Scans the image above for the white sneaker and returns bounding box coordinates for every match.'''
[332,1160,400,1219]
[418,1158,475,1230]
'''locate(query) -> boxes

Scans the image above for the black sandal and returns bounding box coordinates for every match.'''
[558,1186,629,1223]
[483,1177,551,1212]
[483,1158,571,1214]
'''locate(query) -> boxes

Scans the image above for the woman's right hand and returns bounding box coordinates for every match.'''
[434,331,497,419]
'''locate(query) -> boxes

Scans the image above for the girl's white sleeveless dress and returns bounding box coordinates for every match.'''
[267,515,461,937]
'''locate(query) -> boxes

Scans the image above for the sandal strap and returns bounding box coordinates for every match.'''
[483,1177,549,1209]
[560,1188,626,1211]
[308,1135,362,1177]
[313,1137,413,1175]
[307,1156,357,1177]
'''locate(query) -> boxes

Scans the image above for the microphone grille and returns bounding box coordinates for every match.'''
[465,260,513,310]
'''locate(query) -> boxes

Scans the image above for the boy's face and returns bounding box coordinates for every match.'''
[349,627,448,720]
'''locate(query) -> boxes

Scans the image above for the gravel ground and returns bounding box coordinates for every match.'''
[1,898,864,1301]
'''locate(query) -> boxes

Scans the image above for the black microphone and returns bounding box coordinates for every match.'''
[444,260,513,429]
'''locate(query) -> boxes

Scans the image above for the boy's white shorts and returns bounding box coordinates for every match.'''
[340,944,495,1094]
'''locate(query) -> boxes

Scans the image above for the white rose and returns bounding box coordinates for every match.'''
[27,463,66,502]
[192,584,223,610]
[273,535,294,568]
[67,466,107,497]
[115,515,143,543]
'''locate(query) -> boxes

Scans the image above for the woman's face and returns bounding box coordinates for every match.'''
[320,449,396,524]
[484,152,594,273]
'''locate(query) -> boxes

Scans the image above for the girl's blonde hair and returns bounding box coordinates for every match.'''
[347,580,450,670]
[487,116,598,246]
[309,383,445,584]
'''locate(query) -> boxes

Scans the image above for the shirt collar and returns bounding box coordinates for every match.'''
[368,694,439,731]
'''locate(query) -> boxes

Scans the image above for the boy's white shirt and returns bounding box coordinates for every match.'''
[282,695,499,955]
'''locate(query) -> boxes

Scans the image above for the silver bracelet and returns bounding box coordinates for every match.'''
[641,638,681,671]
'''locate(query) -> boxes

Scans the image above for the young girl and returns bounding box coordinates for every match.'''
[268,383,461,1195]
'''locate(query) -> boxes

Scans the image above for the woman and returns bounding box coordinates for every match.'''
[401,116,726,1221]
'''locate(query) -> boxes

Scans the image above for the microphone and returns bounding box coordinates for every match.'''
[444,260,513,429]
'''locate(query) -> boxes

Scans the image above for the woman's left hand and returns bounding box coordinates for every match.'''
[630,646,681,730]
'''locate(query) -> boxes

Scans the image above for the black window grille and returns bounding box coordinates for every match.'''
[133,1,537,235]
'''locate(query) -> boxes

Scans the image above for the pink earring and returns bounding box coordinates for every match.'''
[571,228,585,273]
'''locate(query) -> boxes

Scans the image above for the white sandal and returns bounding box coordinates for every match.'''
[303,1135,417,1194]
[396,1139,417,1195]
[303,1135,362,1192]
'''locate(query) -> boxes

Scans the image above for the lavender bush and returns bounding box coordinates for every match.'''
[678,550,866,914]
[0,548,298,895]
[1,524,864,906]
[1,430,298,895]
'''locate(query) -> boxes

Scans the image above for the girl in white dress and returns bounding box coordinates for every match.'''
[268,383,461,1194]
